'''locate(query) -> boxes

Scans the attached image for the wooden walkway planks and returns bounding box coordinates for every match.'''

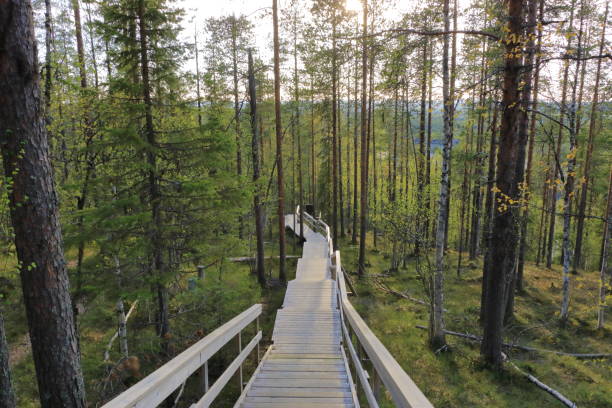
[236,215,356,408]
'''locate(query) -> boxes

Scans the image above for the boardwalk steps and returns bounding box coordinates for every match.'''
[235,214,356,408]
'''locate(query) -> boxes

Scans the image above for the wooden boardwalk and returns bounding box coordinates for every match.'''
[236,215,357,408]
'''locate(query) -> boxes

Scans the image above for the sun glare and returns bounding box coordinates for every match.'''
[345,0,362,13]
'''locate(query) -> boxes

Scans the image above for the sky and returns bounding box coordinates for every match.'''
[178,0,414,72]
[180,0,275,65]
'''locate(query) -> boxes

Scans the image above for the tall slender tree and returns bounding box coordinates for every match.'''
[248,49,266,287]
[358,0,369,276]
[273,0,287,283]
[430,0,452,350]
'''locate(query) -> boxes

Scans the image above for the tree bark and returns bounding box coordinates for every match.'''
[481,0,524,369]
[480,100,499,322]
[272,0,287,283]
[0,311,16,408]
[0,1,86,404]
[44,0,53,109]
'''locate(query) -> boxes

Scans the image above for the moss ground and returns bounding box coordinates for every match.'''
[338,234,612,408]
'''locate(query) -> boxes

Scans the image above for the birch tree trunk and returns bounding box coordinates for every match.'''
[430,0,452,350]
[546,3,575,269]
[117,300,129,358]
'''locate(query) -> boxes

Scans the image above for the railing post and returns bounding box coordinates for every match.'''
[238,330,243,392]
[372,367,383,402]
[199,361,209,394]
[256,316,260,362]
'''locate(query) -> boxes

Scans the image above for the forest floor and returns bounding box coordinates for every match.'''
[338,234,612,408]
[2,239,301,407]
[3,232,611,407]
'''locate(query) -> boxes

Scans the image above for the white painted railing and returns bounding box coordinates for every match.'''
[102,304,263,408]
[297,208,434,408]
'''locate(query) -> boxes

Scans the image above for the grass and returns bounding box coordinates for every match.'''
[337,234,611,408]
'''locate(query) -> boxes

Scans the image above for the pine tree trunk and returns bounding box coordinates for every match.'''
[480,100,499,322]
[574,3,607,273]
[352,23,360,245]
[560,0,584,324]
[332,12,339,248]
[358,0,369,276]
[231,17,244,239]
[425,44,433,243]
[44,0,53,109]
[517,0,543,291]
[137,0,169,350]
[368,53,376,250]
[0,1,86,403]
[481,0,524,369]
[505,0,540,323]
[272,0,287,283]
[248,50,266,286]
[0,311,16,408]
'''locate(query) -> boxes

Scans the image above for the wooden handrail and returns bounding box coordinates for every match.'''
[102,304,262,408]
[336,256,433,408]
[296,207,433,408]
